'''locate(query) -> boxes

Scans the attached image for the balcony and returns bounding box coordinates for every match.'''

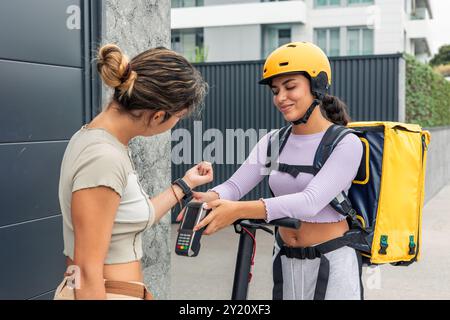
[171,0,307,29]
[405,0,433,56]
[410,0,433,19]
[406,18,431,40]
[410,7,430,20]
[406,0,433,42]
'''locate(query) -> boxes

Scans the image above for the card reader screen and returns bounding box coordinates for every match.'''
[181,207,199,230]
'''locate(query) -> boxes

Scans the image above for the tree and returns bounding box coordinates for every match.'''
[429,44,450,67]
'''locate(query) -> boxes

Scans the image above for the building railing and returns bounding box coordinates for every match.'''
[410,7,430,20]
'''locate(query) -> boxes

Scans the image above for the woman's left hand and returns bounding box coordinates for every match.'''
[193,199,241,235]
[183,161,213,189]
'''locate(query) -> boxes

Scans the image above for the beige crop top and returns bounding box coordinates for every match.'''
[58,125,156,264]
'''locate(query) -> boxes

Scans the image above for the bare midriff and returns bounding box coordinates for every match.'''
[278,219,349,247]
[65,257,144,283]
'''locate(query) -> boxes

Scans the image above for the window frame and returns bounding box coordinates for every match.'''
[346,26,374,56]
[261,24,293,59]
[314,27,341,57]
[314,0,342,8]
[347,0,374,6]
[170,28,205,62]
[171,0,204,8]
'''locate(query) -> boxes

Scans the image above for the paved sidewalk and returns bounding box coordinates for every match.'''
[170,184,450,300]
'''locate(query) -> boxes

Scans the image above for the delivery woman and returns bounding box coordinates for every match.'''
[190,42,364,300]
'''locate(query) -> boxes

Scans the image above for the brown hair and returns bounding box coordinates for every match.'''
[298,72,351,126]
[96,44,207,123]
[320,94,352,126]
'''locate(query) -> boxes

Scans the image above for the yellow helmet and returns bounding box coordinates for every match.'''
[259,42,331,98]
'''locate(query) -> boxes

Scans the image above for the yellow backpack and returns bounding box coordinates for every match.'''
[267,121,431,265]
[346,122,431,265]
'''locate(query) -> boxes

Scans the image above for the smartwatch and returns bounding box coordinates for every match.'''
[172,178,193,205]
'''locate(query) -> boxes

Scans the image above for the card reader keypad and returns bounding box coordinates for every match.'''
[177,233,191,250]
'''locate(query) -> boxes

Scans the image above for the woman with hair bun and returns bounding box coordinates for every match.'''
[190,42,364,300]
[54,44,211,300]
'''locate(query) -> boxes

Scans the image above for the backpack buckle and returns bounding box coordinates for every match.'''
[379,235,388,255]
[347,208,358,221]
[409,235,416,255]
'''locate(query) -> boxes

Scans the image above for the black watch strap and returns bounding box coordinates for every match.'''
[181,194,193,208]
[172,178,193,199]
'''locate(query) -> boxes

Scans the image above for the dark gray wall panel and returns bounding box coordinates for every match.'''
[0,60,84,142]
[29,290,56,300]
[0,216,65,300]
[0,141,67,227]
[0,0,83,67]
[0,0,101,300]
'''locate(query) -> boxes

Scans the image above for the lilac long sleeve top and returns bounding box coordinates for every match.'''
[211,128,363,223]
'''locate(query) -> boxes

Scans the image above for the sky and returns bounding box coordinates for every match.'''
[429,0,450,54]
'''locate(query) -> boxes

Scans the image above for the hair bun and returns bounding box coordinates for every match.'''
[120,64,132,83]
[97,44,137,97]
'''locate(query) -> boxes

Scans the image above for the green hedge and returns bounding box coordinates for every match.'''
[405,54,450,127]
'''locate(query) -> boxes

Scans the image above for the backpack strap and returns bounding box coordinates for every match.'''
[275,230,364,300]
[313,124,356,169]
[313,125,362,227]
[277,163,317,178]
[265,125,292,200]
[266,125,318,178]
[265,125,292,170]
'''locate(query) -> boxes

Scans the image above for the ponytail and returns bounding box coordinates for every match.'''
[320,94,351,126]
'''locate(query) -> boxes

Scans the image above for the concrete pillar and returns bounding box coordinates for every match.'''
[102,0,172,299]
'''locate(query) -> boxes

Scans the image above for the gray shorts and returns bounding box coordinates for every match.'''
[272,233,363,300]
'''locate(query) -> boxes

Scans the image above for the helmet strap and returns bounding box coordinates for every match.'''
[291,99,320,125]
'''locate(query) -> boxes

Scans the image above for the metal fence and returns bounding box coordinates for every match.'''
[171,54,404,221]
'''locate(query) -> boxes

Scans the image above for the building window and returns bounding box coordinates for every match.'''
[171,0,204,8]
[347,27,373,55]
[347,0,374,5]
[314,0,341,7]
[262,24,292,58]
[314,28,340,56]
[171,28,205,62]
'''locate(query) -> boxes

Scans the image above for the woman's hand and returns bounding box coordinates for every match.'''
[193,199,242,235]
[183,161,213,189]
[176,191,220,222]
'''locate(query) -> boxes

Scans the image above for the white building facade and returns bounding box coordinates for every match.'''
[171,0,434,62]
